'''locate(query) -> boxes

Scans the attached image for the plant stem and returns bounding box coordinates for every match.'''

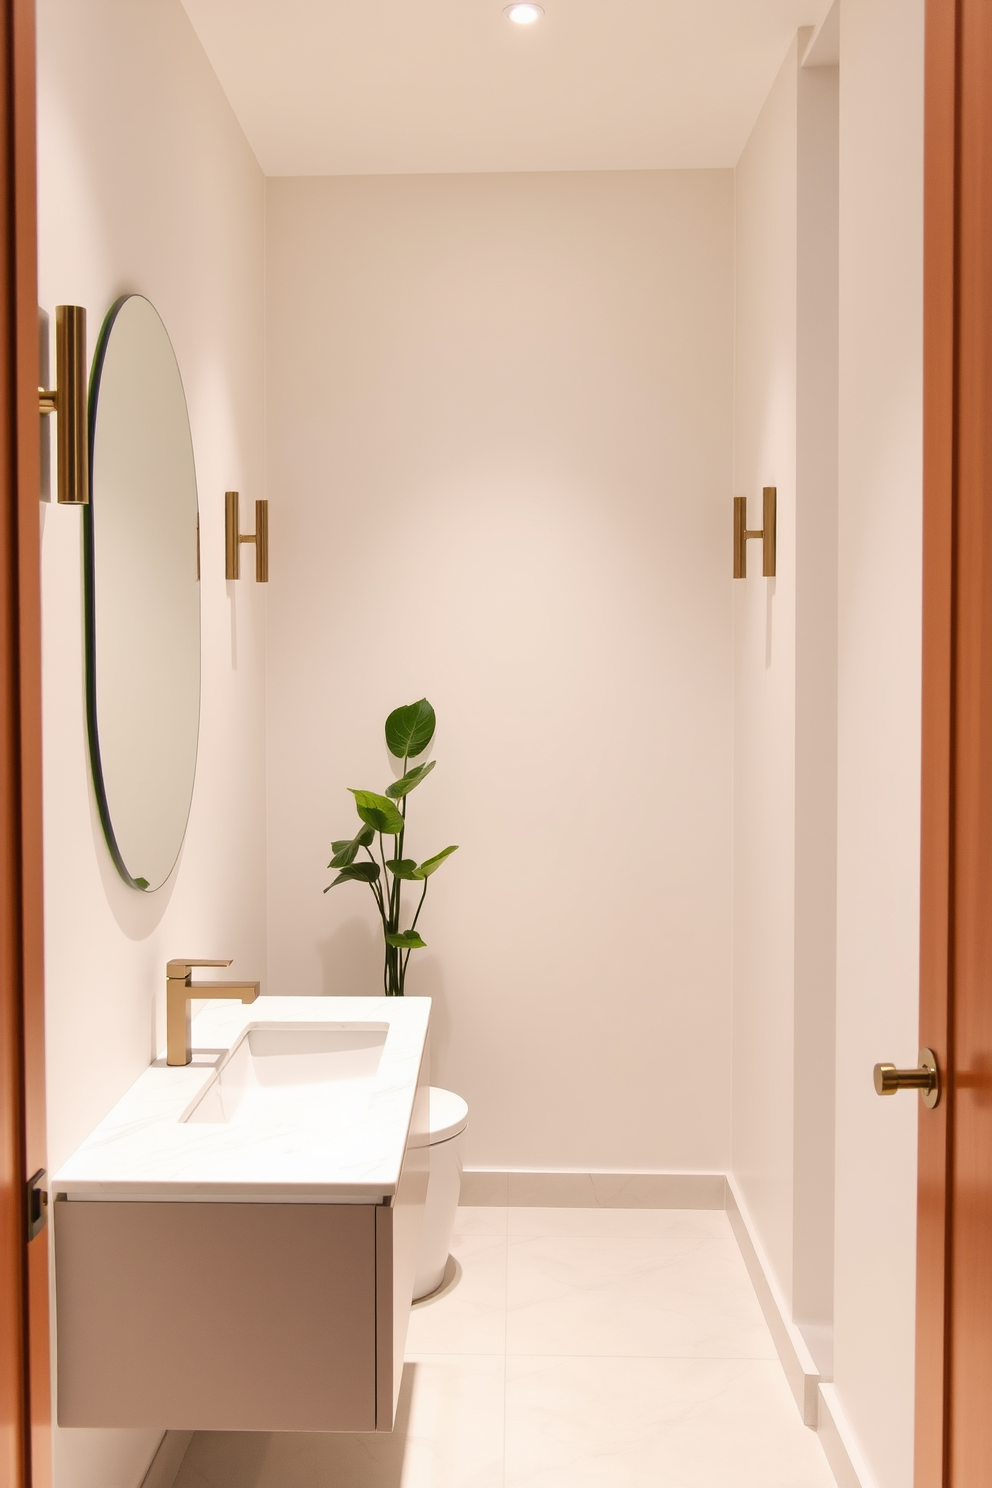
[409,876,429,932]
[400,879,429,993]
[388,754,409,996]
[374,832,397,994]
[366,877,388,994]
[363,845,387,920]
[394,800,405,954]
[396,760,409,977]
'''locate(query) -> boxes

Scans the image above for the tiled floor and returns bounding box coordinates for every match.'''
[174,1206,837,1487]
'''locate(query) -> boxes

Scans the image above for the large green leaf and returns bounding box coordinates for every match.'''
[385,930,427,950]
[412,845,459,879]
[386,858,420,880]
[328,826,375,868]
[324,861,381,890]
[331,829,374,853]
[329,842,359,868]
[385,698,436,760]
[325,857,380,886]
[349,789,405,835]
[341,861,381,881]
[385,760,436,800]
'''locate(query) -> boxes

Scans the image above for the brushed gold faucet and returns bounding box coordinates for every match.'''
[166,959,260,1066]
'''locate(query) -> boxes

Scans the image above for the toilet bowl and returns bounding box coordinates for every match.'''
[413,1086,468,1300]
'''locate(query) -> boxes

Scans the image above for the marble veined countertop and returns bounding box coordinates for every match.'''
[52,996,430,1204]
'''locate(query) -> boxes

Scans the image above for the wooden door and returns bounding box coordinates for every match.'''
[0,0,51,1484]
[916,0,992,1481]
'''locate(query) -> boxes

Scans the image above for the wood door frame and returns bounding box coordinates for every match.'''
[0,0,51,1485]
[916,0,955,1478]
[917,0,992,1481]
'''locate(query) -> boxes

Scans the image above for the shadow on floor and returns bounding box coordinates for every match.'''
[176,1361,433,1486]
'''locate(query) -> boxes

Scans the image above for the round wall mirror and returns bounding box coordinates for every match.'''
[85,295,200,891]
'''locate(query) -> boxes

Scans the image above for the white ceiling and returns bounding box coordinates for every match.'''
[180,0,834,177]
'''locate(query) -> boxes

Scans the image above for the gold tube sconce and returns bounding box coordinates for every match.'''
[225,490,269,582]
[733,486,776,578]
[38,305,89,505]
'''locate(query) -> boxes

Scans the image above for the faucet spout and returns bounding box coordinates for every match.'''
[166,959,260,1066]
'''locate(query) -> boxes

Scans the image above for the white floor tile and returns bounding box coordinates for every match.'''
[504,1355,836,1488]
[455,1204,509,1238]
[175,1355,505,1488]
[506,1235,776,1359]
[405,1230,507,1355]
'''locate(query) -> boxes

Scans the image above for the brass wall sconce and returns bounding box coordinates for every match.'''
[733,487,777,578]
[39,305,89,505]
[225,490,269,582]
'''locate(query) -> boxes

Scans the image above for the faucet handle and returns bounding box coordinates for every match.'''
[166,958,233,983]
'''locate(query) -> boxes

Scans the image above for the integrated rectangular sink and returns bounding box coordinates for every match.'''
[52,995,428,1201]
[184,1024,387,1126]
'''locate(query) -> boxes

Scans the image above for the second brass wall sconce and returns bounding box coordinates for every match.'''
[733,487,777,578]
[39,304,88,505]
[225,491,268,582]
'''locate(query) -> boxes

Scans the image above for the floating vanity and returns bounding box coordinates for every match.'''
[52,996,430,1433]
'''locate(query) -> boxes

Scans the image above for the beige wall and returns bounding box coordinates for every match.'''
[37,3,266,1485]
[732,36,800,1311]
[832,0,924,1482]
[732,26,839,1371]
[792,51,839,1361]
[264,170,735,1173]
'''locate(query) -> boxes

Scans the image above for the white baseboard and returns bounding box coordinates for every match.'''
[724,1177,821,1427]
[817,1385,878,1488]
[461,1168,727,1209]
[139,1431,193,1488]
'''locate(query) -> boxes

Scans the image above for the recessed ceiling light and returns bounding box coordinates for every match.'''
[504,4,544,24]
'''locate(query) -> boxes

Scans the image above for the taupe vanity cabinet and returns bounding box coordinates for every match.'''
[54,1060,429,1433]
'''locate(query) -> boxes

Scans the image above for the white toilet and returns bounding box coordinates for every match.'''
[413,1086,469,1300]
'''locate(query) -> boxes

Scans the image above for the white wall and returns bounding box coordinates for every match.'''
[37,3,266,1485]
[735,0,928,1475]
[833,0,924,1483]
[792,50,839,1361]
[264,170,735,1173]
[732,25,839,1372]
[732,36,801,1312]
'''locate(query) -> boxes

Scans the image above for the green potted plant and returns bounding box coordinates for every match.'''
[324,698,457,997]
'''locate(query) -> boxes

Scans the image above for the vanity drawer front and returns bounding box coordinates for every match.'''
[55,1199,376,1431]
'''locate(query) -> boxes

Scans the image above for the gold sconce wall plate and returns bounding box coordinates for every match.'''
[225,489,269,582]
[733,486,776,578]
[39,304,89,505]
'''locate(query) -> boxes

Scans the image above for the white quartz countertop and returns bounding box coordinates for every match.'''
[52,996,430,1204]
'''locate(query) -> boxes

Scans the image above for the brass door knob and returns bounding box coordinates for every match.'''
[873,1048,940,1109]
